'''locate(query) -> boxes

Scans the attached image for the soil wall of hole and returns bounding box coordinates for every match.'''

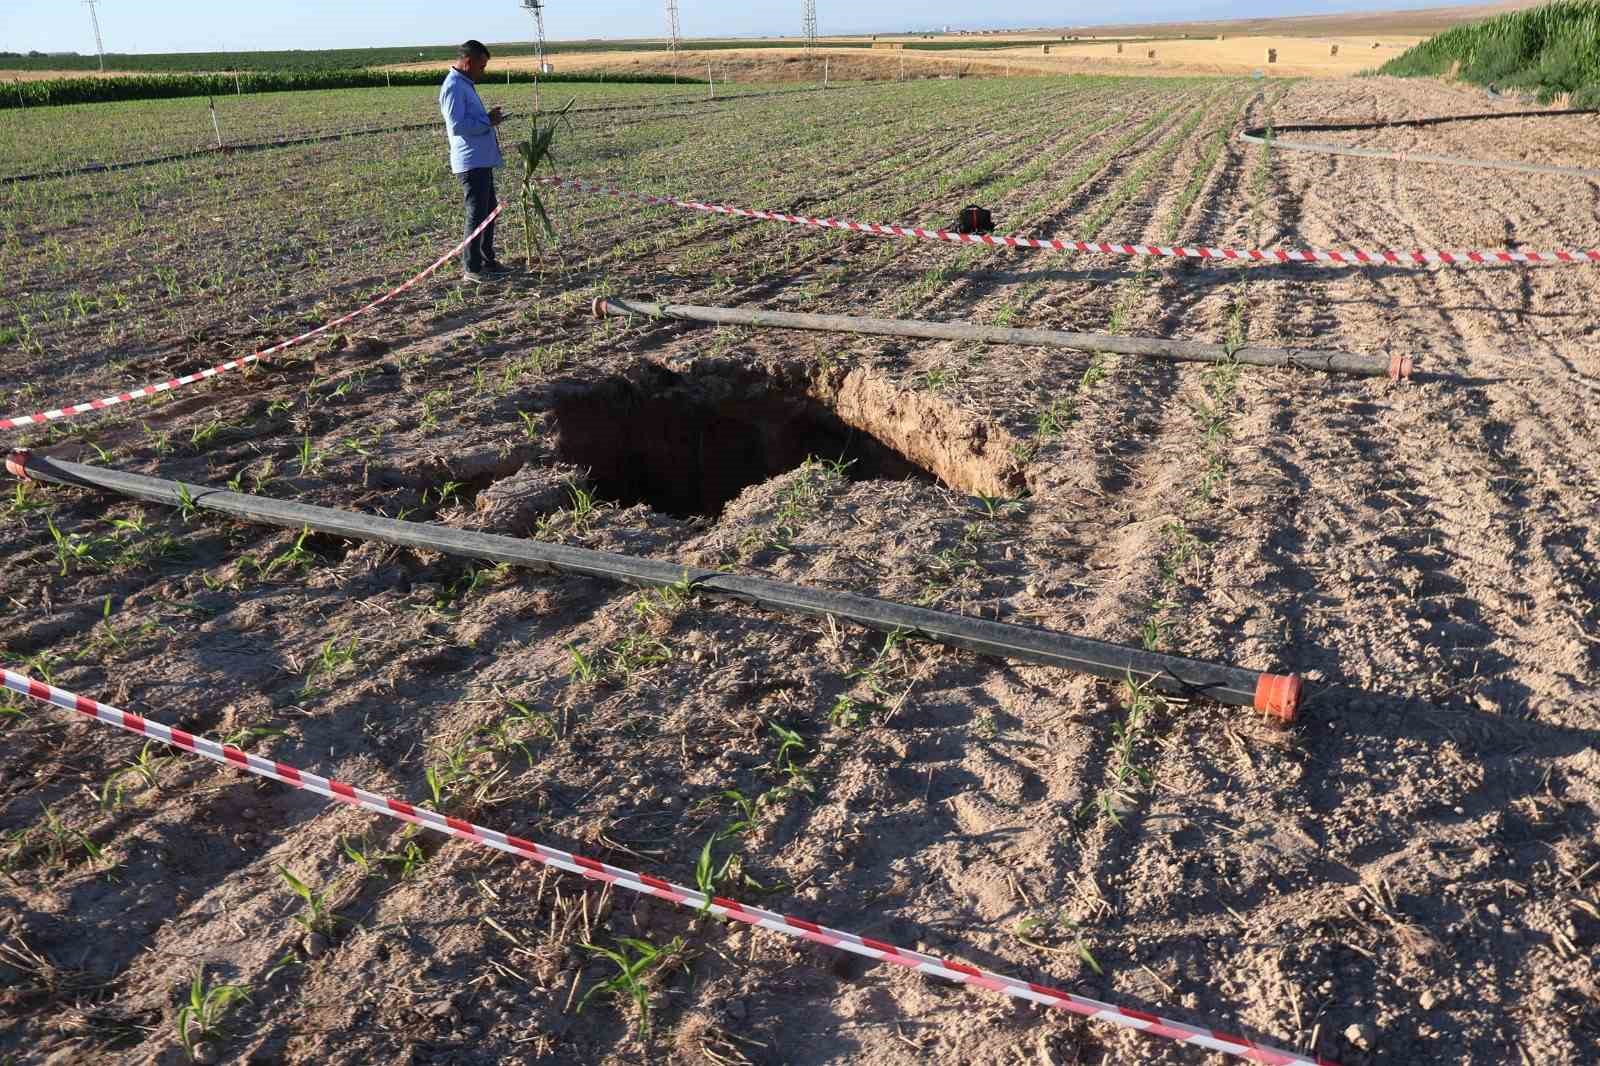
[812,367,1027,499]
[544,360,1027,518]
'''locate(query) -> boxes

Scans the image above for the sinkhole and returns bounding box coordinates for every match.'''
[545,364,939,518]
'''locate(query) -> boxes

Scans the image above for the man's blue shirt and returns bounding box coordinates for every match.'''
[440,67,503,174]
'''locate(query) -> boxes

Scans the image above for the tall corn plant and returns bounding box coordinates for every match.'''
[1379,0,1600,99]
[513,97,576,269]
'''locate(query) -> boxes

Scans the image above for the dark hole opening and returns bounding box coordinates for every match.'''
[547,368,937,518]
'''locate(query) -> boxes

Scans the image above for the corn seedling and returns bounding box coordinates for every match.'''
[1034,396,1075,442]
[4,481,46,517]
[971,492,1024,519]
[93,597,130,655]
[167,482,200,524]
[568,483,597,529]
[39,805,112,868]
[341,833,427,881]
[293,435,324,476]
[276,865,336,936]
[1092,675,1161,828]
[218,725,286,751]
[301,634,358,698]
[0,690,28,732]
[716,789,758,835]
[577,935,686,1038]
[265,526,316,576]
[1014,911,1103,975]
[763,723,815,802]
[46,516,108,575]
[499,700,557,758]
[608,633,671,683]
[189,417,226,449]
[174,966,250,1061]
[567,644,602,686]
[694,834,735,913]
[829,693,864,728]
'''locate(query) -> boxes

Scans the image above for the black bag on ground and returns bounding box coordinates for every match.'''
[954,205,994,235]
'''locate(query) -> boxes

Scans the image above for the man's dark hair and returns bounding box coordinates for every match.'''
[458,40,491,61]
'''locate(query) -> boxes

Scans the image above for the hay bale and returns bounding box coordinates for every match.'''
[1266,48,1278,64]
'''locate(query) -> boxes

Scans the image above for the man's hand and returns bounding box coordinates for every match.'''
[489,106,504,127]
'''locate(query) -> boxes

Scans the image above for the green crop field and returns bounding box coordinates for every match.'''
[0,81,791,175]
[0,75,1221,389]
[1380,0,1600,105]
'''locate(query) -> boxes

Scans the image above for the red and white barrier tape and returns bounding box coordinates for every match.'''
[546,175,1600,267]
[0,664,1331,1066]
[0,205,504,433]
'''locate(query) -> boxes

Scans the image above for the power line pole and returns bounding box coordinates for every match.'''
[519,0,548,74]
[664,0,680,84]
[520,0,548,111]
[84,0,106,72]
[802,0,817,55]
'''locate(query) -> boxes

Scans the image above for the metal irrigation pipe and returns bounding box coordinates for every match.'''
[1240,111,1600,180]
[593,297,1412,380]
[6,452,1303,720]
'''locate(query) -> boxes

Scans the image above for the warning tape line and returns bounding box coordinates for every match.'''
[544,175,1600,266]
[0,204,503,433]
[0,665,1333,1066]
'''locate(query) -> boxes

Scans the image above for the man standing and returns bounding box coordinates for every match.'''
[441,40,509,282]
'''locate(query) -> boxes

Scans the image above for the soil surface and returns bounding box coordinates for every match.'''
[1,75,1597,1066]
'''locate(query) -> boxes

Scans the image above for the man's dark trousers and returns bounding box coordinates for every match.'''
[458,167,497,272]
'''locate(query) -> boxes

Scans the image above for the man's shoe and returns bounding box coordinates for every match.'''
[481,261,516,276]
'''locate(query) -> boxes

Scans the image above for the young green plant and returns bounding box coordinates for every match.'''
[513,97,577,268]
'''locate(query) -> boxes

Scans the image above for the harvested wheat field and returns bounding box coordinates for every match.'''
[983,36,1425,77]
[1,56,1597,1066]
[386,48,988,84]
[389,37,1416,82]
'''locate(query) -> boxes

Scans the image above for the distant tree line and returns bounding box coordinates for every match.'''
[2,68,699,110]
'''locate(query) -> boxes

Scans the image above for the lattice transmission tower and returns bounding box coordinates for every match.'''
[665,0,681,81]
[802,0,817,54]
[520,0,548,74]
[84,0,106,72]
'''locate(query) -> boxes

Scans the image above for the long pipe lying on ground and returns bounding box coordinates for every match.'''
[1240,112,1600,180]
[593,296,1412,380]
[6,451,1302,720]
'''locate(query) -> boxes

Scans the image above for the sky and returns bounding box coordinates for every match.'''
[4,0,1461,55]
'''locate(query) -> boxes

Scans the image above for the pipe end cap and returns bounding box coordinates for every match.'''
[4,450,31,481]
[1253,672,1302,723]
